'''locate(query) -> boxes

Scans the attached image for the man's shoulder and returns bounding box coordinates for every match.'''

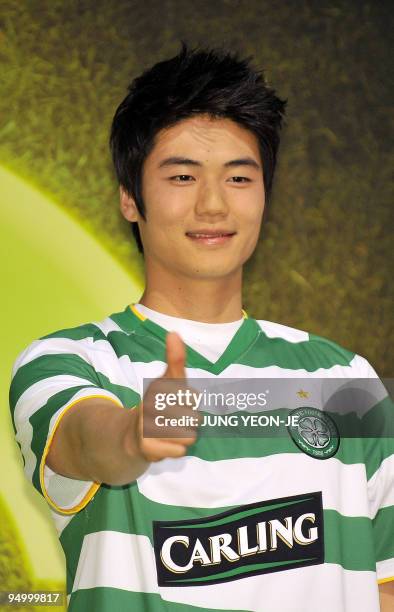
[253,317,374,374]
[12,305,133,374]
[38,304,133,343]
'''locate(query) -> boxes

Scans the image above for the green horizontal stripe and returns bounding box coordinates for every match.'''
[190,429,393,474]
[68,587,249,612]
[11,359,391,473]
[11,348,391,474]
[324,510,375,571]
[373,505,394,562]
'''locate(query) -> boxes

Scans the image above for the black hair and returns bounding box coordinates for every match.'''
[110,42,287,254]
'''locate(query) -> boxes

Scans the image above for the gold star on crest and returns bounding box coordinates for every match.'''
[297,389,310,398]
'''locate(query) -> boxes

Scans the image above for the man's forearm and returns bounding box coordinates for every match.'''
[47,398,149,485]
[379,581,394,611]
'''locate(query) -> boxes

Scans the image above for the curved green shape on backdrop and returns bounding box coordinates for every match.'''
[0,164,143,582]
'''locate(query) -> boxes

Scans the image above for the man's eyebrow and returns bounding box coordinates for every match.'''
[158,156,261,169]
[224,157,261,170]
[158,156,202,168]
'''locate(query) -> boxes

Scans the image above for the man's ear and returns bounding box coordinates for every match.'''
[119,186,140,222]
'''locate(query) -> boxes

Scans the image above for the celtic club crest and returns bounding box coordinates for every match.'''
[287,407,340,459]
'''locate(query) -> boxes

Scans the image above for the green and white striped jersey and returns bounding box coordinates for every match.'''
[9,303,394,612]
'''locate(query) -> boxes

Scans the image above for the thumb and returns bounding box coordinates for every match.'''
[164,332,186,379]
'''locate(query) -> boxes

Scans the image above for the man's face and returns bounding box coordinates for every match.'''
[121,114,265,281]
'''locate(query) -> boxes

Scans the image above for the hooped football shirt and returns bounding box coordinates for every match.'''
[9,303,394,611]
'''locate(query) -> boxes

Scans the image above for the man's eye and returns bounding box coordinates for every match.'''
[229,176,252,183]
[170,175,195,182]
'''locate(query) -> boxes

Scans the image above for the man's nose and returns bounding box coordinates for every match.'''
[194,184,228,217]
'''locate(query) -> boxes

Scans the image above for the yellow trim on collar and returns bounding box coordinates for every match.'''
[129,303,147,321]
[40,393,124,515]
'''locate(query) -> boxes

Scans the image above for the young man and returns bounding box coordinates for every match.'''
[9,44,393,611]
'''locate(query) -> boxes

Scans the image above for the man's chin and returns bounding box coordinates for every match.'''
[185,264,241,281]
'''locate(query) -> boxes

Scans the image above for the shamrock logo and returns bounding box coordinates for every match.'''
[298,416,331,448]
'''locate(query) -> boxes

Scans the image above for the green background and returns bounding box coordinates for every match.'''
[0,0,392,607]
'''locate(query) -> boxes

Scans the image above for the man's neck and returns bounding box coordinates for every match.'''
[139,270,244,324]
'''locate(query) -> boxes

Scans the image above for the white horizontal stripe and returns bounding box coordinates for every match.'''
[257,320,309,343]
[72,531,157,594]
[71,531,380,612]
[368,454,394,516]
[137,454,370,518]
[376,558,394,581]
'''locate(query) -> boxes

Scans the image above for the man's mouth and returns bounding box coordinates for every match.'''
[185,230,236,245]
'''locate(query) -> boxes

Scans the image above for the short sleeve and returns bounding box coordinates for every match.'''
[9,332,126,516]
[358,357,394,584]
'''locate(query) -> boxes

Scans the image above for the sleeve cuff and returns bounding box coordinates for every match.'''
[39,391,124,515]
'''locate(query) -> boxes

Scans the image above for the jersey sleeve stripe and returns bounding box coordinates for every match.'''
[10,353,101,411]
[13,375,96,428]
